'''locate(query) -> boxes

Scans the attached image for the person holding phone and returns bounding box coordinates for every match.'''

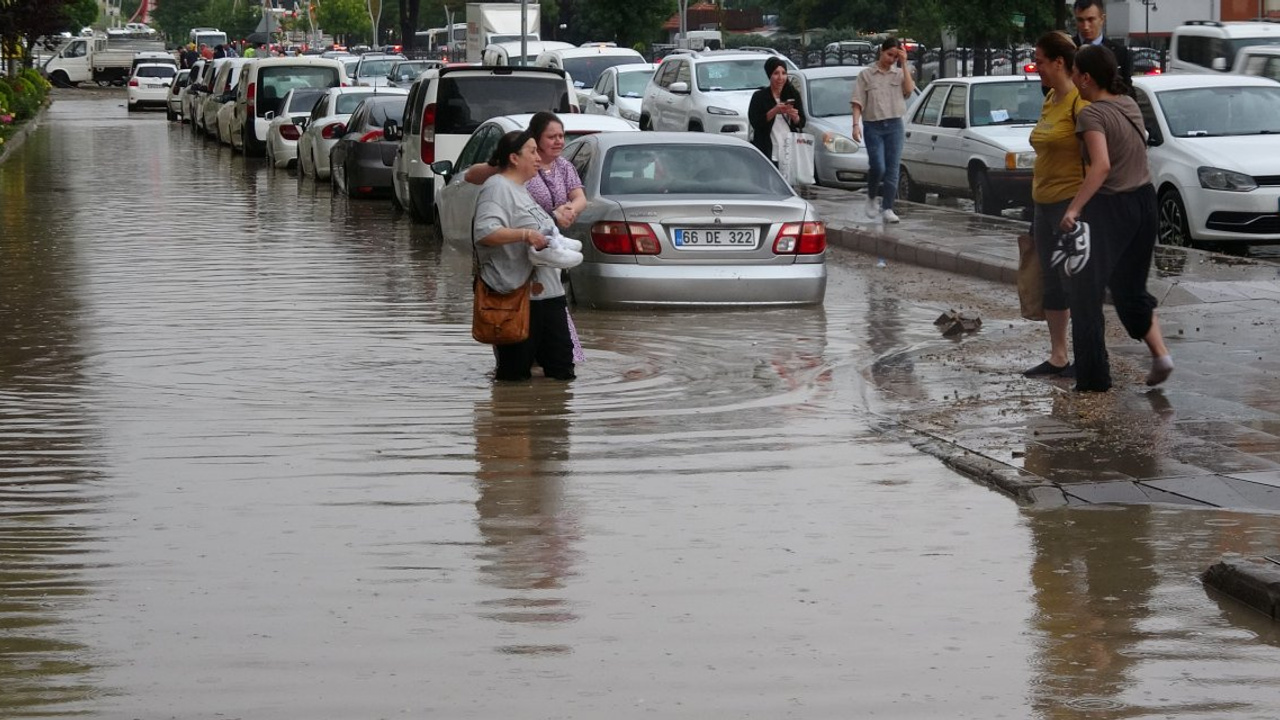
[851,37,916,223]
[748,56,806,168]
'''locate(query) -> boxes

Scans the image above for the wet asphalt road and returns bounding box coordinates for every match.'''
[4,89,1280,718]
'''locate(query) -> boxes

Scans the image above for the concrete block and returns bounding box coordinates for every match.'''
[1202,556,1280,621]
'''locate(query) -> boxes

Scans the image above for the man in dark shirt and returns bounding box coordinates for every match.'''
[1073,0,1133,88]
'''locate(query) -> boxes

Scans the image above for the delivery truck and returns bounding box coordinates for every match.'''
[42,33,167,87]
[466,3,541,64]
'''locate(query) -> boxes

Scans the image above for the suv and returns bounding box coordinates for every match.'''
[1233,44,1280,81]
[1169,20,1280,73]
[386,65,578,224]
[228,56,346,156]
[533,45,646,91]
[639,49,799,137]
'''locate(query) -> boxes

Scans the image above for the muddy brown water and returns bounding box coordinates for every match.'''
[3,90,1280,718]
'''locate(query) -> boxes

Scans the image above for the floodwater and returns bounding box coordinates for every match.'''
[3,91,1280,718]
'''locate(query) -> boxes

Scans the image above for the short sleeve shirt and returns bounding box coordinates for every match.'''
[473,175,562,299]
[851,64,908,122]
[1076,96,1151,194]
[525,157,582,213]
[1030,87,1088,204]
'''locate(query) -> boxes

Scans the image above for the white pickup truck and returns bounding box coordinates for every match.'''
[42,34,167,87]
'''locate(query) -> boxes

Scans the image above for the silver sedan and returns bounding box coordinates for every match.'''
[562,133,826,308]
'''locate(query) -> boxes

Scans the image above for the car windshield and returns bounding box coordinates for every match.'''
[617,70,650,97]
[696,59,775,91]
[286,89,325,112]
[335,92,378,114]
[601,143,792,196]
[1156,85,1280,136]
[359,59,396,77]
[807,75,857,117]
[968,82,1042,126]
[561,55,644,88]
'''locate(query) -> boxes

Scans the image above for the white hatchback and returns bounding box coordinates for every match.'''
[297,87,406,180]
[1131,74,1280,247]
[127,63,177,111]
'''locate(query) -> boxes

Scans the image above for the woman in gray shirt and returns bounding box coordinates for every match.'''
[474,131,576,381]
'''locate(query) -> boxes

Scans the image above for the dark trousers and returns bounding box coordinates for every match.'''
[1065,184,1159,392]
[494,295,575,381]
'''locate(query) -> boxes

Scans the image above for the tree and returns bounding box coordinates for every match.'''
[203,0,261,41]
[152,0,212,42]
[318,0,372,43]
[564,0,674,47]
[1,0,99,68]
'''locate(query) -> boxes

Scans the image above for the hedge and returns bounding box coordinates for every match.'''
[0,69,51,147]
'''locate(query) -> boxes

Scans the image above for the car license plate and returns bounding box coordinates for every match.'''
[672,227,758,248]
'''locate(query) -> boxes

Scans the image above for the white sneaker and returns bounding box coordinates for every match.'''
[865,196,881,219]
[882,208,901,223]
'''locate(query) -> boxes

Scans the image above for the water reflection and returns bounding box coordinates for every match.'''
[472,382,579,654]
[1,129,104,714]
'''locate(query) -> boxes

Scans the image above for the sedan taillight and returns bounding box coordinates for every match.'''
[320,123,345,139]
[590,221,660,255]
[128,79,139,87]
[774,222,826,254]
[280,124,300,140]
[358,129,383,143]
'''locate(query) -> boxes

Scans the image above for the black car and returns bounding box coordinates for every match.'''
[328,95,409,198]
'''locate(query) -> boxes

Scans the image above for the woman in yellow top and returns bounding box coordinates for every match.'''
[1023,31,1085,378]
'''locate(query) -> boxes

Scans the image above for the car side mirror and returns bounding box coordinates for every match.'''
[669,81,689,94]
[940,116,965,129]
[383,120,402,142]
[1212,57,1228,72]
[264,110,275,120]
[429,159,454,178]
[591,93,609,107]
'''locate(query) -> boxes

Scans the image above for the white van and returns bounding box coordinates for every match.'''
[533,45,646,90]
[387,65,578,224]
[481,40,574,67]
[1169,20,1280,73]
[228,56,346,156]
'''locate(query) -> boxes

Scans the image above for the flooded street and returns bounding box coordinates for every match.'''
[5,90,1280,718]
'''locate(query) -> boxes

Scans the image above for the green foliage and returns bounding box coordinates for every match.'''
[65,0,100,31]
[3,75,45,120]
[318,0,372,43]
[562,0,675,47]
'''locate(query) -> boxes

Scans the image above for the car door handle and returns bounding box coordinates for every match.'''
[931,135,939,142]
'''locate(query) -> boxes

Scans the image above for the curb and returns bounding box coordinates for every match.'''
[0,100,50,167]
[907,435,1068,508]
[1202,556,1280,621]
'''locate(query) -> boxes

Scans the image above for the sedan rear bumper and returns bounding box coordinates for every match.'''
[569,262,827,308]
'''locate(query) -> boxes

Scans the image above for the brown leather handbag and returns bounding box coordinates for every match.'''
[472,275,531,345]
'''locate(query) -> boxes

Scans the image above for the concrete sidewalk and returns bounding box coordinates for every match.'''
[811,186,1280,513]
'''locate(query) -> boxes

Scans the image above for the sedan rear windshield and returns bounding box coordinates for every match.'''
[136,65,176,78]
[358,59,397,77]
[259,66,342,116]
[287,89,326,112]
[335,92,379,114]
[1156,85,1280,136]
[435,76,572,135]
[601,144,792,195]
[562,55,644,88]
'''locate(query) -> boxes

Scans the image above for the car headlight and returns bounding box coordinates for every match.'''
[620,108,640,122]
[706,105,738,116]
[1198,166,1257,192]
[822,132,860,154]
[1005,151,1036,170]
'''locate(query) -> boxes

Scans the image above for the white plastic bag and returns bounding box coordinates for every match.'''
[779,132,816,187]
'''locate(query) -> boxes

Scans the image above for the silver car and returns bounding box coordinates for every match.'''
[795,66,870,189]
[561,133,826,308]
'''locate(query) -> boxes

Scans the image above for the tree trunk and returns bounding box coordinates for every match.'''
[400,0,420,51]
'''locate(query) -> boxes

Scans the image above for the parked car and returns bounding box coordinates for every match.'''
[583,63,656,125]
[898,75,1042,215]
[534,45,646,90]
[298,87,406,180]
[794,66,871,189]
[182,58,207,124]
[386,65,579,224]
[126,62,177,112]
[481,40,575,67]
[553,132,826,307]
[1130,74,1280,247]
[165,68,190,121]
[639,49,799,137]
[1232,44,1280,82]
[350,53,405,87]
[228,56,346,156]
[329,94,410,197]
[386,59,443,88]
[429,113,639,244]
[1169,20,1280,74]
[130,50,177,77]
[265,87,327,168]
[200,57,251,141]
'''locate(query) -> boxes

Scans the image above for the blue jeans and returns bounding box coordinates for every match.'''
[864,118,904,210]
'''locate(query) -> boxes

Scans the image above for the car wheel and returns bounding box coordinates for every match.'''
[390,186,404,212]
[406,186,428,223]
[971,169,1001,216]
[127,103,137,113]
[688,120,704,132]
[50,70,73,88]
[243,123,264,158]
[266,142,275,168]
[899,165,925,203]
[639,113,652,131]
[344,162,361,198]
[1158,188,1194,247]
[430,208,445,244]
[166,107,177,122]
